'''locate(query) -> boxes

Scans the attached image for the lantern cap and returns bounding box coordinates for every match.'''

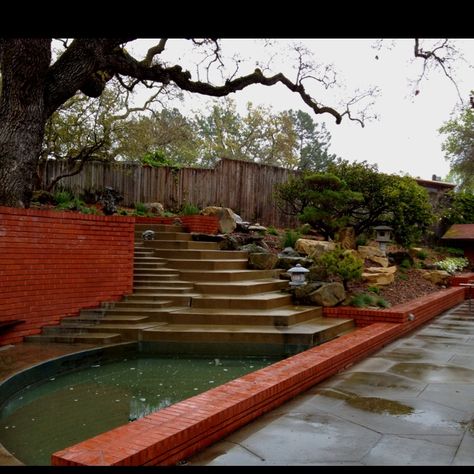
[288,263,309,274]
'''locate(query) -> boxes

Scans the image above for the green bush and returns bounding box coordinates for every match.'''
[267,226,279,236]
[415,250,428,260]
[445,247,465,257]
[317,245,364,290]
[133,202,149,216]
[350,292,390,308]
[281,229,301,248]
[355,234,368,247]
[367,285,380,294]
[298,223,312,235]
[54,190,74,206]
[180,202,200,215]
[399,258,412,269]
[434,257,469,274]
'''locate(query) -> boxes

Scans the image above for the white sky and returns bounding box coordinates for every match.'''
[128,38,474,181]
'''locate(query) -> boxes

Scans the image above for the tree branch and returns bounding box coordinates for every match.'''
[107,48,343,124]
[141,39,168,67]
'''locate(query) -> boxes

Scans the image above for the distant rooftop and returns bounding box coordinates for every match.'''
[442,224,474,240]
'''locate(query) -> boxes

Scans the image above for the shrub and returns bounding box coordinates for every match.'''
[435,257,469,274]
[415,250,428,260]
[267,226,279,236]
[180,202,200,215]
[399,258,412,269]
[317,245,364,290]
[355,234,368,247]
[281,229,301,248]
[367,285,380,294]
[133,202,149,216]
[54,190,74,206]
[350,292,390,308]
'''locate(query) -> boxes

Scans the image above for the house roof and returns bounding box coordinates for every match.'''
[442,224,474,240]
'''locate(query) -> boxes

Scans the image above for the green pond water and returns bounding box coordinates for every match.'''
[0,355,277,466]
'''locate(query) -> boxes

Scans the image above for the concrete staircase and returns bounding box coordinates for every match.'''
[25,223,354,355]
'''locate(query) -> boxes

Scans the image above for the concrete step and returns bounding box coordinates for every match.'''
[151,249,248,260]
[160,305,323,326]
[141,232,192,241]
[62,315,153,325]
[43,322,163,339]
[123,293,197,305]
[191,292,293,310]
[109,299,175,308]
[134,256,165,263]
[135,224,184,233]
[165,259,248,270]
[177,269,280,282]
[143,240,219,250]
[24,333,122,344]
[194,279,289,295]
[133,274,181,282]
[133,286,195,294]
[141,317,355,349]
[133,280,193,289]
[134,262,168,269]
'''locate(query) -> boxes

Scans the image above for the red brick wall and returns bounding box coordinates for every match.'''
[323,287,465,328]
[135,215,219,234]
[0,207,135,345]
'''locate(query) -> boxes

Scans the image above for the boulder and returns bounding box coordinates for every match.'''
[277,256,313,271]
[248,224,267,232]
[362,266,397,286]
[241,243,267,253]
[357,245,386,259]
[278,247,301,258]
[293,282,345,307]
[248,252,279,270]
[366,255,390,268]
[295,239,335,258]
[201,206,240,234]
[143,202,164,214]
[422,270,451,286]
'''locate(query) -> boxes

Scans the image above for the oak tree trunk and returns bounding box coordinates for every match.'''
[0,39,51,207]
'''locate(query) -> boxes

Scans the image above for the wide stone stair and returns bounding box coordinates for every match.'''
[25,223,354,355]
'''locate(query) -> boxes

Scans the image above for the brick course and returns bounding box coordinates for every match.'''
[0,207,135,345]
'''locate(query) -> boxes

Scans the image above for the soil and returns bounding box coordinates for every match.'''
[347,268,441,307]
[258,231,450,308]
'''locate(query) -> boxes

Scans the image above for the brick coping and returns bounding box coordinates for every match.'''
[51,286,466,466]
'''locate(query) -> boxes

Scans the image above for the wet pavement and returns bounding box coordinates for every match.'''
[187,301,474,466]
[1,303,474,466]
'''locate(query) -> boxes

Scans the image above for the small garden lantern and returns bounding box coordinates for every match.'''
[373,225,393,254]
[287,263,310,287]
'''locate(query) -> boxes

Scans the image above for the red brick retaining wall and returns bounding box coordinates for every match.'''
[449,272,474,286]
[52,286,467,466]
[323,287,465,327]
[135,215,219,234]
[0,207,135,345]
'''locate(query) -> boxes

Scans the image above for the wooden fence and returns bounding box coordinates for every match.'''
[43,158,299,228]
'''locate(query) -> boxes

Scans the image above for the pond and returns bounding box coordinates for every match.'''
[0,352,278,466]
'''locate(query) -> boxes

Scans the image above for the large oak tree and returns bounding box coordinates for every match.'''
[0,38,461,207]
[0,38,349,207]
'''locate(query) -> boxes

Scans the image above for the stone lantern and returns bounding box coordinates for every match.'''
[287,264,310,287]
[373,225,393,254]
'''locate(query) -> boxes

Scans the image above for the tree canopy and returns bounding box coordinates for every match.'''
[439,100,474,191]
[274,160,434,247]
[0,38,466,208]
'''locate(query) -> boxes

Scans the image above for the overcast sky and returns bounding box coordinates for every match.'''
[129,38,474,181]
